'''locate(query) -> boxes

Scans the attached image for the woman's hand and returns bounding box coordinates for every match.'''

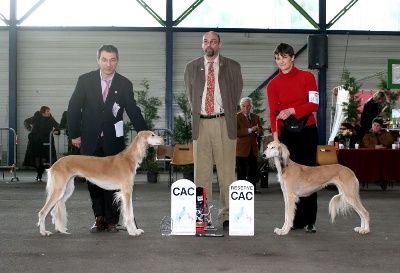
[277,108,295,120]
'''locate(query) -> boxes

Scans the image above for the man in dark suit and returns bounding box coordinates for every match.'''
[184,31,243,230]
[236,97,264,193]
[67,44,148,233]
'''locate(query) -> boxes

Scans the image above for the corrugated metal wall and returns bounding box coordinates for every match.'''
[1,30,399,167]
[0,31,9,128]
[15,30,166,166]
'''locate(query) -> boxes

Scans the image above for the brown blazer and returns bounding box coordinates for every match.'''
[184,55,243,140]
[236,112,264,157]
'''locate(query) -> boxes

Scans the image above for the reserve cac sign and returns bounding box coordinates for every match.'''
[229,180,254,236]
[171,179,196,235]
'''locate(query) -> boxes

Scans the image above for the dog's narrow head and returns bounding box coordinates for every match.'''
[263,141,281,159]
[137,131,164,146]
[263,141,290,171]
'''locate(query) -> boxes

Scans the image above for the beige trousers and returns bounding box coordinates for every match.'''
[193,117,236,222]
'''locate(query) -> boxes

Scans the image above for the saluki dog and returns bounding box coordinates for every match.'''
[263,141,370,235]
[37,131,164,236]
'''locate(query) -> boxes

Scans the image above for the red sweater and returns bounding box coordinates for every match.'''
[267,66,319,134]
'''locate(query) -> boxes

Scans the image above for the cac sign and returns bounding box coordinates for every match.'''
[170,179,196,235]
[229,180,254,236]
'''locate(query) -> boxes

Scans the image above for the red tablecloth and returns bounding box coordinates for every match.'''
[337,148,400,181]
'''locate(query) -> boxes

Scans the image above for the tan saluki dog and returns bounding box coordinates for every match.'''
[37,131,164,236]
[263,141,370,235]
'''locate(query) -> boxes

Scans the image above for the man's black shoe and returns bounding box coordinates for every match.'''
[305,224,316,233]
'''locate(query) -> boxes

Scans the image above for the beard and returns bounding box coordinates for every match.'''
[204,48,215,57]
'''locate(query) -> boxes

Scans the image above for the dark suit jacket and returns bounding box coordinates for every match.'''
[236,112,264,157]
[67,69,147,156]
[360,97,381,133]
[184,55,243,140]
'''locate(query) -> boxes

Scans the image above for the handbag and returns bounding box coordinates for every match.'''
[283,114,311,133]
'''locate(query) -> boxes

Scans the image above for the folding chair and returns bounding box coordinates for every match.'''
[316,145,339,166]
[156,145,173,186]
[170,144,194,187]
[316,145,339,190]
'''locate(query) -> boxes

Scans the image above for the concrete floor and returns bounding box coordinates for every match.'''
[0,169,399,273]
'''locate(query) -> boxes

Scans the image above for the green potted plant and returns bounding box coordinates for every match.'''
[341,68,362,123]
[251,88,267,128]
[171,93,193,180]
[135,79,162,183]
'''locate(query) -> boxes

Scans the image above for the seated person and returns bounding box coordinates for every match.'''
[361,117,394,149]
[349,117,364,142]
[334,122,358,148]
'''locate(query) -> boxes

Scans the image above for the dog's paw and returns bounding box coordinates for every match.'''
[354,227,370,234]
[40,230,52,236]
[128,228,144,236]
[274,228,289,235]
[55,227,69,234]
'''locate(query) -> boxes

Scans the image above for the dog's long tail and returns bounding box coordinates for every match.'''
[52,201,68,233]
[329,194,351,223]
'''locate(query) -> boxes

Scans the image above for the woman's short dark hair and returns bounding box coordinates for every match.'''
[39,106,50,114]
[372,117,384,126]
[340,122,353,129]
[273,43,294,58]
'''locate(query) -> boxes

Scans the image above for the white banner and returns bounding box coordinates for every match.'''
[229,180,254,236]
[170,179,196,235]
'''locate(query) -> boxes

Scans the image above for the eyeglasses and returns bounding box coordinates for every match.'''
[203,40,218,45]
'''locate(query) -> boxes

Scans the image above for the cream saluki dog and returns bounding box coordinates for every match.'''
[37,131,164,236]
[263,141,370,235]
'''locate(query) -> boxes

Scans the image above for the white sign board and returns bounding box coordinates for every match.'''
[171,179,196,235]
[229,180,254,236]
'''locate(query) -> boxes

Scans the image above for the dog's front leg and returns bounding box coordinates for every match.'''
[119,191,144,236]
[126,213,144,236]
[274,188,290,235]
[275,194,297,235]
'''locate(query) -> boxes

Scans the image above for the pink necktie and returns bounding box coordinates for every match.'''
[205,62,215,115]
[103,80,111,102]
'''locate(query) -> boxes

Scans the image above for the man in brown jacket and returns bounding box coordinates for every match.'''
[236,97,264,193]
[184,31,243,230]
[361,117,394,148]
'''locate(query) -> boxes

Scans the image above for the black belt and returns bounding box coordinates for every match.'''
[200,113,225,119]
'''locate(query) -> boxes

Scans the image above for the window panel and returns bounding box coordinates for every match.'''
[0,0,398,31]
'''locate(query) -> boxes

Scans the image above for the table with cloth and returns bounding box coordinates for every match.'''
[337,148,400,189]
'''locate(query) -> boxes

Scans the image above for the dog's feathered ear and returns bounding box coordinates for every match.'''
[278,143,290,170]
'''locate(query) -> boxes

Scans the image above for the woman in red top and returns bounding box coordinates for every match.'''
[267,43,319,233]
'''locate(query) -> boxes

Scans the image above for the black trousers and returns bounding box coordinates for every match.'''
[280,124,318,227]
[87,137,120,225]
[236,151,258,191]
